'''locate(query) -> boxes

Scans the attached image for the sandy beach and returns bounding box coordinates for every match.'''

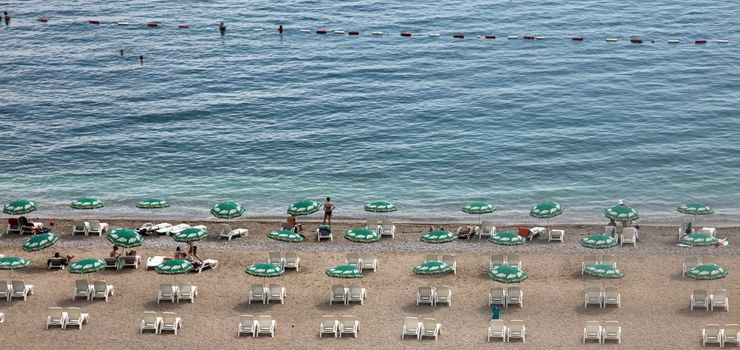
[1,219,737,349]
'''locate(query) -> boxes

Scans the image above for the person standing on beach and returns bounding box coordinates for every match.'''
[219,21,226,36]
[3,11,10,26]
[323,197,336,225]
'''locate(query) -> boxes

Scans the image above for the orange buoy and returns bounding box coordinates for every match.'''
[572,37,585,41]
[484,35,496,39]
[348,31,359,35]
[400,32,412,37]
[316,29,327,34]
[88,20,100,24]
[453,34,464,38]
[694,39,707,44]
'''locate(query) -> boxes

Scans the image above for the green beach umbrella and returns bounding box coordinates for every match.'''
[22,232,59,252]
[488,265,528,283]
[155,259,194,275]
[71,197,104,209]
[68,258,105,274]
[210,201,245,219]
[245,263,285,278]
[325,265,363,278]
[344,228,381,243]
[137,198,170,209]
[106,228,143,248]
[584,264,624,278]
[462,202,496,214]
[580,234,618,249]
[172,227,209,243]
[0,256,31,279]
[680,233,719,246]
[363,201,397,213]
[677,202,714,216]
[414,261,453,275]
[267,229,304,242]
[530,201,565,219]
[489,232,526,246]
[3,199,38,215]
[686,264,727,281]
[604,205,639,221]
[288,200,320,216]
[421,230,456,244]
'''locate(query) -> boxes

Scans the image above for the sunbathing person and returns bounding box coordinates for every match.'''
[287,214,303,232]
[47,252,74,267]
[457,224,478,239]
[110,246,121,258]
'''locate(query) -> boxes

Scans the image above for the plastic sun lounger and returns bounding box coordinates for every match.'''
[218,223,248,240]
[435,285,452,306]
[488,319,507,342]
[417,286,435,307]
[330,284,347,305]
[420,318,441,340]
[506,286,523,308]
[268,252,285,268]
[237,314,257,337]
[583,321,602,343]
[284,252,300,271]
[402,317,421,339]
[346,253,363,268]
[507,320,526,342]
[319,315,339,338]
[71,221,88,235]
[92,280,114,302]
[249,284,267,304]
[73,279,93,301]
[46,307,67,329]
[380,219,396,238]
[692,289,710,311]
[267,283,286,304]
[140,311,162,334]
[489,287,506,306]
[158,283,178,304]
[10,280,33,301]
[339,315,360,338]
[602,321,621,343]
[159,312,182,335]
[176,282,198,303]
[146,256,167,270]
[361,253,378,272]
[65,307,89,329]
[256,315,276,337]
[347,285,366,305]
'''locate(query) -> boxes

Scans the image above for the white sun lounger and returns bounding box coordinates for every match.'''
[256,315,276,337]
[692,289,710,311]
[121,255,140,269]
[621,228,638,246]
[711,289,729,311]
[602,321,621,343]
[583,321,602,343]
[380,219,396,238]
[346,253,363,268]
[140,311,162,334]
[71,221,88,235]
[683,257,699,276]
[361,252,378,272]
[507,320,526,342]
[10,280,33,301]
[159,312,182,335]
[604,287,621,308]
[506,286,523,308]
[490,254,506,268]
[73,279,93,301]
[237,314,257,337]
[154,223,174,234]
[585,286,603,308]
[268,252,285,269]
[46,307,67,329]
[703,324,723,347]
[268,283,286,304]
[479,221,496,239]
[249,284,267,304]
[330,284,348,305]
[158,283,178,304]
[366,219,380,234]
[435,285,452,306]
[724,324,740,347]
[92,280,114,302]
[284,252,300,271]
[0,282,10,301]
[159,223,188,235]
[488,319,507,342]
[489,287,506,306]
[320,315,339,338]
[420,318,441,340]
[441,255,457,274]
[548,229,565,242]
[506,254,521,268]
[146,256,167,270]
[87,220,108,236]
[65,307,89,329]
[339,315,360,338]
[402,317,421,339]
[347,285,366,305]
[417,286,435,307]
[218,223,248,240]
[177,282,198,303]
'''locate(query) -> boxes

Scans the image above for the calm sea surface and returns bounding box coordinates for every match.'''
[1,1,739,223]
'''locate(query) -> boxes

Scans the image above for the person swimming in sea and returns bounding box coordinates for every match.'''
[278,25,283,34]
[3,11,10,26]
[120,48,124,57]
[219,21,226,36]
[139,55,144,65]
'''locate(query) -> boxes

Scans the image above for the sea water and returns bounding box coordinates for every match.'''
[0,0,738,223]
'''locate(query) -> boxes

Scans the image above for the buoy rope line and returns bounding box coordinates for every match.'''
[10,18,734,45]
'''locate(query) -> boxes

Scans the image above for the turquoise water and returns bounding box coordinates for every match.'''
[1,1,739,222]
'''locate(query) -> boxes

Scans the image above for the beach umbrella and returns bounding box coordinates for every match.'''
[22,232,59,252]
[363,201,397,213]
[71,197,104,210]
[3,199,37,215]
[106,228,143,248]
[489,232,526,246]
[155,259,193,275]
[604,205,639,222]
[155,259,194,283]
[68,258,105,283]
[137,198,170,209]
[421,230,456,244]
[413,261,453,275]
[584,264,624,279]
[462,202,495,223]
[677,202,714,216]
[344,228,381,243]
[0,256,31,279]
[172,227,209,243]
[530,201,565,231]
[245,263,285,284]
[680,233,719,246]
[325,265,363,278]
[488,265,528,283]
[210,201,245,219]
[266,229,304,242]
[686,264,727,281]
[288,200,320,216]
[580,234,618,249]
